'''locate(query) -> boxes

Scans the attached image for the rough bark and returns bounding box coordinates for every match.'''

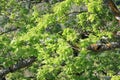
[0,56,36,77]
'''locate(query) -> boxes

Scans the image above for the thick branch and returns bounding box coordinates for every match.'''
[87,31,120,51]
[0,56,36,77]
[105,0,120,16]
[87,42,120,51]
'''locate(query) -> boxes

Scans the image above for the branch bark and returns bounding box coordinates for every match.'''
[105,0,120,16]
[0,56,36,77]
[87,42,120,51]
[0,27,20,35]
[87,31,120,51]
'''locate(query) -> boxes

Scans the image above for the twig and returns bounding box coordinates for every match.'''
[0,27,20,35]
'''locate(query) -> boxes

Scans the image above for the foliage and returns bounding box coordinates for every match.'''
[0,0,120,79]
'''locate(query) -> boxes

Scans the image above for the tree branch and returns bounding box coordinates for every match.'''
[87,31,120,52]
[0,56,36,77]
[0,27,20,35]
[87,42,120,51]
[67,10,88,16]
